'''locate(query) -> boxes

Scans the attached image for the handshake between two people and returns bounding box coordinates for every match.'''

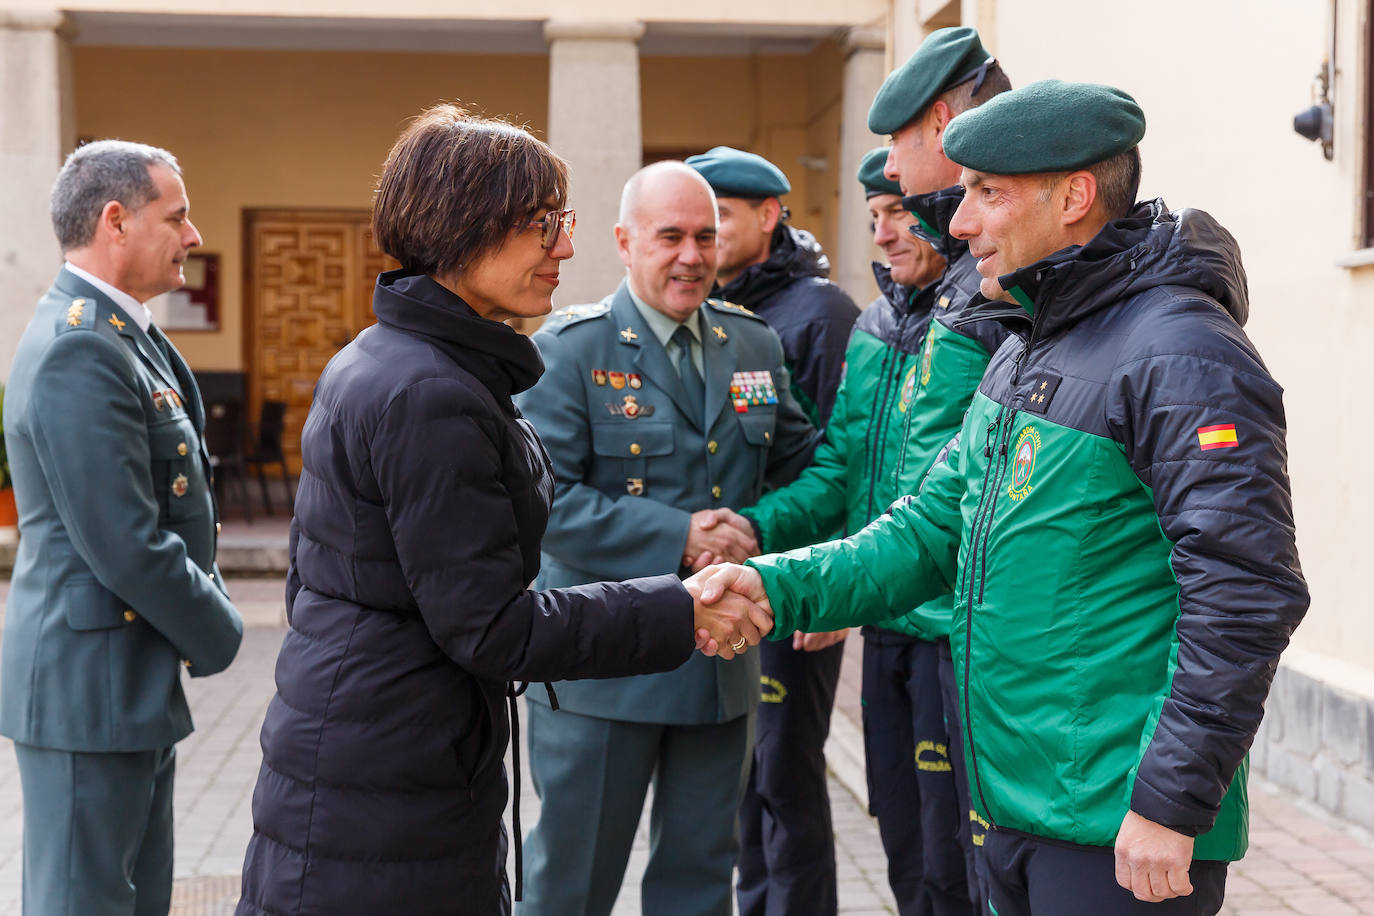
[684,560,771,661]
[680,508,849,660]
[683,508,768,661]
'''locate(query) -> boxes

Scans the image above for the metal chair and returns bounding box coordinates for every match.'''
[245,399,294,516]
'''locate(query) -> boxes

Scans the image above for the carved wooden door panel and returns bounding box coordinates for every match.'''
[245,210,397,475]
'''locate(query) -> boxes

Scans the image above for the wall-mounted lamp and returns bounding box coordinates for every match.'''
[1293,57,1334,161]
[1294,101,1333,158]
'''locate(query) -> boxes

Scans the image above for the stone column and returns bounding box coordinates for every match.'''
[0,10,73,380]
[834,27,888,308]
[542,19,646,311]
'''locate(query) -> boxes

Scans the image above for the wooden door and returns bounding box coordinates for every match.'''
[244,210,398,475]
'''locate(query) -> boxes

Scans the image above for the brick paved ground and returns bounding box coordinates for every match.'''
[0,576,1371,914]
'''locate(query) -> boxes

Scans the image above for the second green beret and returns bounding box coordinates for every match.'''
[868,27,994,135]
[686,146,791,198]
[943,79,1146,174]
[858,147,902,198]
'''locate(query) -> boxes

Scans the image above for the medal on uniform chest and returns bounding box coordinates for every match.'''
[152,390,165,411]
[729,370,779,413]
[628,373,643,389]
[592,369,608,387]
[609,371,626,390]
[172,474,189,498]
[605,394,655,419]
[626,478,645,496]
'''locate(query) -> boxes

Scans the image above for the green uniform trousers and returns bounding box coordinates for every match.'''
[15,743,175,916]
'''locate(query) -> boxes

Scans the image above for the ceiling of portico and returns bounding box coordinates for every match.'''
[62,10,884,55]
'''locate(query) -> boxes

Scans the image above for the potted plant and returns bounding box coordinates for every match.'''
[0,383,16,531]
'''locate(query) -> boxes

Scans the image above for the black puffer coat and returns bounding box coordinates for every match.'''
[717,224,859,426]
[236,270,693,916]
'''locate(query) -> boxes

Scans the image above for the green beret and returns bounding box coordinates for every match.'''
[858,148,901,198]
[686,146,790,199]
[943,79,1146,174]
[868,27,994,135]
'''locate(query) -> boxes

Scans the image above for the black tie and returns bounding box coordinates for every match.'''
[671,325,705,425]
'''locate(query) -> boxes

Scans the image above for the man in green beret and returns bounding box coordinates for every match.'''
[685,145,858,916]
[732,146,963,916]
[690,79,1307,915]
[838,25,1015,915]
[686,146,859,427]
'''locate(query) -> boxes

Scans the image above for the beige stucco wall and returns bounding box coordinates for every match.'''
[72,44,838,368]
[984,0,1372,680]
[73,46,551,369]
[641,48,842,260]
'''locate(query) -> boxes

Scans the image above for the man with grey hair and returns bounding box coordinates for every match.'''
[515,160,816,916]
[1,140,243,915]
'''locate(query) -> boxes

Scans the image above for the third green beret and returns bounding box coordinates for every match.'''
[868,27,994,135]
[685,146,791,199]
[857,147,902,198]
[943,79,1146,174]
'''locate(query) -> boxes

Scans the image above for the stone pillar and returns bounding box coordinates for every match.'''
[0,11,72,381]
[543,19,645,310]
[834,27,888,308]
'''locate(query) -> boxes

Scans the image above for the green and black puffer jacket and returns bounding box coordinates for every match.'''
[750,200,1309,859]
[742,185,1006,639]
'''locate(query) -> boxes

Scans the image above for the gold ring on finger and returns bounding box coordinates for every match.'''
[731,637,748,652]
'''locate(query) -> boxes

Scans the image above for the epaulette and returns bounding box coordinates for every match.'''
[543,302,611,332]
[703,298,765,322]
[55,295,99,333]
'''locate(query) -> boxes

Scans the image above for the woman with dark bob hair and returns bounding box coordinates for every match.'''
[235,105,765,916]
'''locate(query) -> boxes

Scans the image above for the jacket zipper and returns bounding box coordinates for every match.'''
[960,310,1040,829]
[863,315,909,521]
[891,316,929,488]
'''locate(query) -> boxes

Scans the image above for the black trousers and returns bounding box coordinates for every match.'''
[981,829,1228,916]
[862,631,972,916]
[736,636,845,916]
[937,641,991,914]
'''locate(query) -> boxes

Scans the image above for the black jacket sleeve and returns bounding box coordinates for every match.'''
[372,378,694,684]
[1108,297,1309,836]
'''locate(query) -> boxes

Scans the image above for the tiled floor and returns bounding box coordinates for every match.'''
[0,582,1371,914]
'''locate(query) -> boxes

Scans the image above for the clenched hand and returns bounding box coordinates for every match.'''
[682,508,759,572]
[1114,810,1194,902]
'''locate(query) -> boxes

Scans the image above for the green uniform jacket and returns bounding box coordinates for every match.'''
[1,268,243,752]
[747,202,1308,860]
[742,185,1006,639]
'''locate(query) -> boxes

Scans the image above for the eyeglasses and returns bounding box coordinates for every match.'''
[530,208,576,250]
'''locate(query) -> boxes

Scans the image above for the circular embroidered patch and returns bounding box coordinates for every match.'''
[1007,426,1041,501]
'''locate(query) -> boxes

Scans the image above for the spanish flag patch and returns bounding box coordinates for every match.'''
[1197,424,1239,450]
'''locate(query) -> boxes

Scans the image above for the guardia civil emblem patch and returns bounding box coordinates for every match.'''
[898,364,918,414]
[1007,426,1040,502]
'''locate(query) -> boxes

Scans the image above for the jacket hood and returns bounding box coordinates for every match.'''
[717,223,830,305]
[968,199,1249,339]
[372,268,545,401]
[871,261,918,312]
[904,184,971,262]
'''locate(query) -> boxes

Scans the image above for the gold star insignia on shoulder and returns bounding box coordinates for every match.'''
[66,301,85,326]
[556,307,579,319]
[712,325,728,341]
[108,313,126,331]
[620,327,639,342]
